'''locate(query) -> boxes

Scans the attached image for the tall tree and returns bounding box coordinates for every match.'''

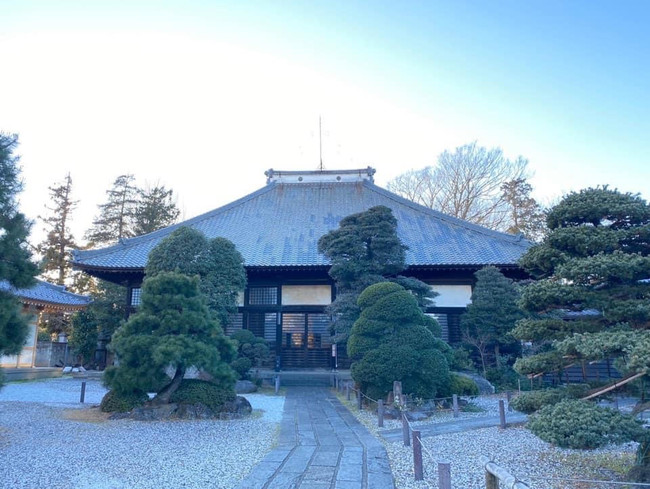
[104,272,236,404]
[501,178,547,241]
[38,173,78,285]
[0,133,38,364]
[513,186,650,480]
[318,205,433,343]
[133,183,180,236]
[145,226,247,326]
[387,142,529,230]
[85,174,138,245]
[460,266,524,375]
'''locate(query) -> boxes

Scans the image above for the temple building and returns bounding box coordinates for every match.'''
[72,168,530,369]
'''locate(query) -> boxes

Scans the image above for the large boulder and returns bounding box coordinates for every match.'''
[235,380,258,394]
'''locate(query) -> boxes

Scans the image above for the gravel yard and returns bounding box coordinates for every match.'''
[0,377,284,489]
[345,394,639,489]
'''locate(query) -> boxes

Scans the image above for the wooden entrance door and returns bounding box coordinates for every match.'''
[281,313,331,368]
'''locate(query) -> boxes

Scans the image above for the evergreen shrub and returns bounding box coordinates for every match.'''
[511,385,590,414]
[449,374,479,396]
[100,389,150,413]
[528,399,643,449]
[169,379,236,414]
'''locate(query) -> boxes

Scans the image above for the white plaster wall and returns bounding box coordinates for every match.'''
[430,284,472,307]
[281,285,332,305]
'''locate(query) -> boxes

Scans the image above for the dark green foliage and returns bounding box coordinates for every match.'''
[146,227,247,325]
[104,272,236,401]
[318,206,433,343]
[229,329,270,379]
[85,174,139,245]
[348,282,451,400]
[448,346,474,371]
[68,310,99,365]
[460,266,524,374]
[528,399,644,449]
[169,379,236,413]
[100,389,150,413]
[133,184,180,236]
[511,386,589,414]
[516,187,650,382]
[0,133,37,365]
[317,206,406,290]
[449,374,479,396]
[37,173,78,285]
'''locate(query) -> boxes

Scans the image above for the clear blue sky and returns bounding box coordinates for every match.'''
[2,0,649,243]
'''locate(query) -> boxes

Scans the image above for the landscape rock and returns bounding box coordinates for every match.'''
[220,395,253,419]
[235,380,258,394]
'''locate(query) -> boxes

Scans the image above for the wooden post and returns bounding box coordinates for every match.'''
[402,411,410,446]
[80,381,86,403]
[346,383,351,401]
[393,381,403,407]
[377,399,384,427]
[506,391,513,412]
[452,394,459,418]
[438,462,451,489]
[412,430,423,480]
[275,375,280,394]
[486,467,499,489]
[357,388,362,411]
[499,399,506,429]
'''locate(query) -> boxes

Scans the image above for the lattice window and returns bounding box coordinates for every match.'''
[130,288,142,307]
[427,313,449,343]
[248,287,278,305]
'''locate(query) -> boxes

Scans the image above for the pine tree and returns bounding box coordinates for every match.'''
[38,173,78,285]
[317,205,433,343]
[133,183,180,236]
[348,282,451,400]
[0,133,38,362]
[460,266,524,375]
[104,272,236,403]
[146,227,247,324]
[85,174,139,245]
[501,178,547,242]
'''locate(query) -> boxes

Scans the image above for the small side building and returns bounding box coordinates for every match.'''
[0,279,91,369]
[72,168,531,369]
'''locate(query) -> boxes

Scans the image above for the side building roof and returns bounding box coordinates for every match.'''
[0,279,92,311]
[72,168,531,273]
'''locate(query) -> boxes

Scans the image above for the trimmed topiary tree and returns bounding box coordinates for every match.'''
[348,282,451,400]
[103,271,236,406]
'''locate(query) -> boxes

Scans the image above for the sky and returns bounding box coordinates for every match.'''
[2,0,649,246]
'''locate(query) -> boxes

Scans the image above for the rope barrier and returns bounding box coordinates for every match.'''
[522,476,650,487]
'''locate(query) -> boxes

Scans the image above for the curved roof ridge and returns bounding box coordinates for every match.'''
[363,180,530,248]
[74,182,279,261]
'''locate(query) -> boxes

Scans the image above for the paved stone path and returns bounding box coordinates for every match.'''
[379,412,528,443]
[235,387,395,489]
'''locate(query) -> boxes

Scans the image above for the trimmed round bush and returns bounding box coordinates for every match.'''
[230,357,252,380]
[100,389,150,413]
[528,399,643,449]
[169,379,236,414]
[449,374,479,396]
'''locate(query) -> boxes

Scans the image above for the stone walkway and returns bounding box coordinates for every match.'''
[235,387,395,489]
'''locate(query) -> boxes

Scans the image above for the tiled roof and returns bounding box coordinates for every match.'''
[0,279,92,310]
[72,178,531,271]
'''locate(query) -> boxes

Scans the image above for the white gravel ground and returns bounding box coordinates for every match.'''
[345,394,639,489]
[0,377,284,489]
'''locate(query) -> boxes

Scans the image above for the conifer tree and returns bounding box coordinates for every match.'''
[133,183,180,236]
[0,133,38,362]
[501,178,547,242]
[146,227,246,324]
[38,173,78,285]
[104,272,236,403]
[460,266,524,375]
[318,205,433,343]
[85,174,138,245]
[348,282,451,400]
